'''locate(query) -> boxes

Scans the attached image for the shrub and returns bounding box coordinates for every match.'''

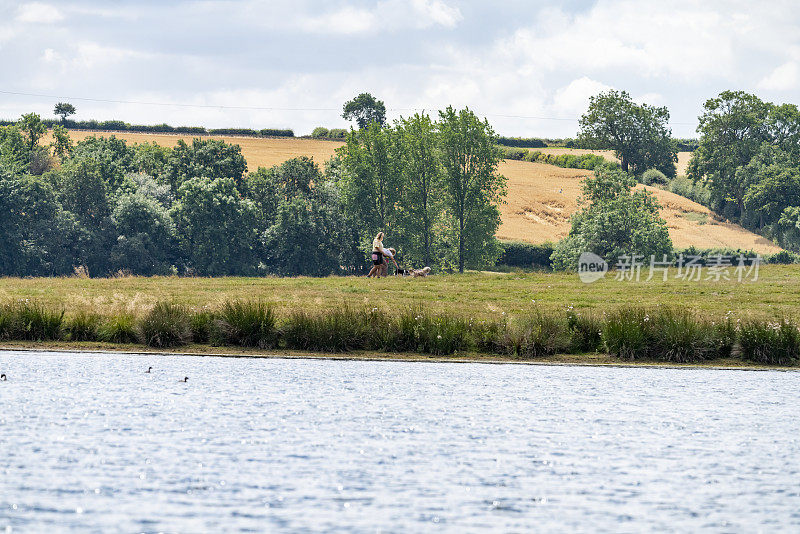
[766,250,800,264]
[739,319,800,366]
[508,311,572,358]
[260,128,294,137]
[138,302,192,348]
[327,128,347,139]
[64,312,100,341]
[500,147,528,160]
[215,300,278,348]
[642,168,668,186]
[98,314,139,344]
[209,128,259,136]
[667,176,711,205]
[497,241,554,269]
[496,136,547,148]
[311,127,329,138]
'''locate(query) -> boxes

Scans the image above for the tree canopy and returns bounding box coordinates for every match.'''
[342,92,387,129]
[579,90,677,177]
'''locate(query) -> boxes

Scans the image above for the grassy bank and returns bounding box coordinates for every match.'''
[0,296,798,367]
[0,267,798,319]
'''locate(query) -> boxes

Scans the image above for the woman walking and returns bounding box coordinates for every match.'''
[367,232,385,277]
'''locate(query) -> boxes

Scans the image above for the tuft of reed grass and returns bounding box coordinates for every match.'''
[508,311,572,358]
[138,302,192,348]
[739,319,800,366]
[190,310,216,345]
[567,311,603,353]
[0,301,65,341]
[603,307,737,363]
[282,306,369,352]
[215,301,278,348]
[64,312,101,341]
[98,313,139,344]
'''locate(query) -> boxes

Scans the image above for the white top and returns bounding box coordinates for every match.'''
[381,248,393,259]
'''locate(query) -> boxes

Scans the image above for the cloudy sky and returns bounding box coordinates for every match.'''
[1,0,799,138]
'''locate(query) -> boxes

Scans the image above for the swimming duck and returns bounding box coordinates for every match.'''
[180,376,188,383]
[146,367,153,373]
[0,374,5,381]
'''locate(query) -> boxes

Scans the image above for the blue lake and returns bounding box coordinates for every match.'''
[1,350,799,532]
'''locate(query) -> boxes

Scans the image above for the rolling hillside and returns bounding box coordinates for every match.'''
[63,131,780,253]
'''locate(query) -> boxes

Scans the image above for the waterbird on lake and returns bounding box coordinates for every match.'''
[146,367,152,373]
[180,377,188,383]
[0,374,5,381]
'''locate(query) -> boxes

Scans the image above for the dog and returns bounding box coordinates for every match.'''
[395,265,412,276]
[411,266,431,277]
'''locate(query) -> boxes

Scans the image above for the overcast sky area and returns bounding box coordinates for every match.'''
[1,0,799,138]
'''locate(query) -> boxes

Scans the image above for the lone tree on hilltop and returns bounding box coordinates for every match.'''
[579,90,677,177]
[54,102,76,123]
[342,93,386,129]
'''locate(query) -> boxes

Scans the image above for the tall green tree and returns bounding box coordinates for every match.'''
[171,177,257,275]
[437,106,506,272]
[17,113,47,152]
[162,138,247,192]
[336,123,398,241]
[688,91,773,218]
[394,113,443,267]
[0,125,29,179]
[579,90,677,177]
[110,192,177,275]
[53,102,76,123]
[0,177,85,276]
[50,124,73,161]
[551,165,673,270]
[342,92,387,129]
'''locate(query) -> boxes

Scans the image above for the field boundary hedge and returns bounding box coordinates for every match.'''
[0,119,294,138]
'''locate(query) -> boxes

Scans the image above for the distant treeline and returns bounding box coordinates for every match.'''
[496,241,798,270]
[0,118,294,138]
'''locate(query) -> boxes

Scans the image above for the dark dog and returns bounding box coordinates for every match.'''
[395,266,412,276]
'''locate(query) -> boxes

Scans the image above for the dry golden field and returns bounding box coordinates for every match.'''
[62,131,778,252]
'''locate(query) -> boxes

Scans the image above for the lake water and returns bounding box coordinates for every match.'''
[1,350,799,532]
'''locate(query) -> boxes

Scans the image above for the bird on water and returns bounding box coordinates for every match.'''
[146,367,153,373]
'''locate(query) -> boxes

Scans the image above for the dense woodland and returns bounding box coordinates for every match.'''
[0,106,505,277]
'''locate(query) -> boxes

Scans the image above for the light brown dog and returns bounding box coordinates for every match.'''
[411,266,431,277]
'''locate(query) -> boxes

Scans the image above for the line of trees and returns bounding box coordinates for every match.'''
[688,91,800,251]
[0,107,506,277]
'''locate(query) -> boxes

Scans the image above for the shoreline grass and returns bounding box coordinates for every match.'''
[0,297,798,367]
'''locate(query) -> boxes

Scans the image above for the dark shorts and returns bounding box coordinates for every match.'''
[372,252,383,265]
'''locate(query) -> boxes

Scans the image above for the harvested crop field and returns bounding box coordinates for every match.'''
[62,131,777,252]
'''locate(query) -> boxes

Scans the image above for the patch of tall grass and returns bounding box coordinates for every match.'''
[216,301,278,348]
[0,301,64,341]
[739,319,800,366]
[138,302,192,348]
[97,314,138,344]
[64,312,101,341]
[282,306,369,352]
[603,307,736,363]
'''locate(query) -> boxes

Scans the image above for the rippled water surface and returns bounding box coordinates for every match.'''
[1,351,799,532]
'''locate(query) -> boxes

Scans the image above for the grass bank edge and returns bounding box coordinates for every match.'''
[0,300,798,367]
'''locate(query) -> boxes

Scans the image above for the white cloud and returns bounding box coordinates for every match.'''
[295,0,461,35]
[757,62,800,91]
[16,2,64,24]
[300,6,377,35]
[553,77,613,115]
[410,0,462,29]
